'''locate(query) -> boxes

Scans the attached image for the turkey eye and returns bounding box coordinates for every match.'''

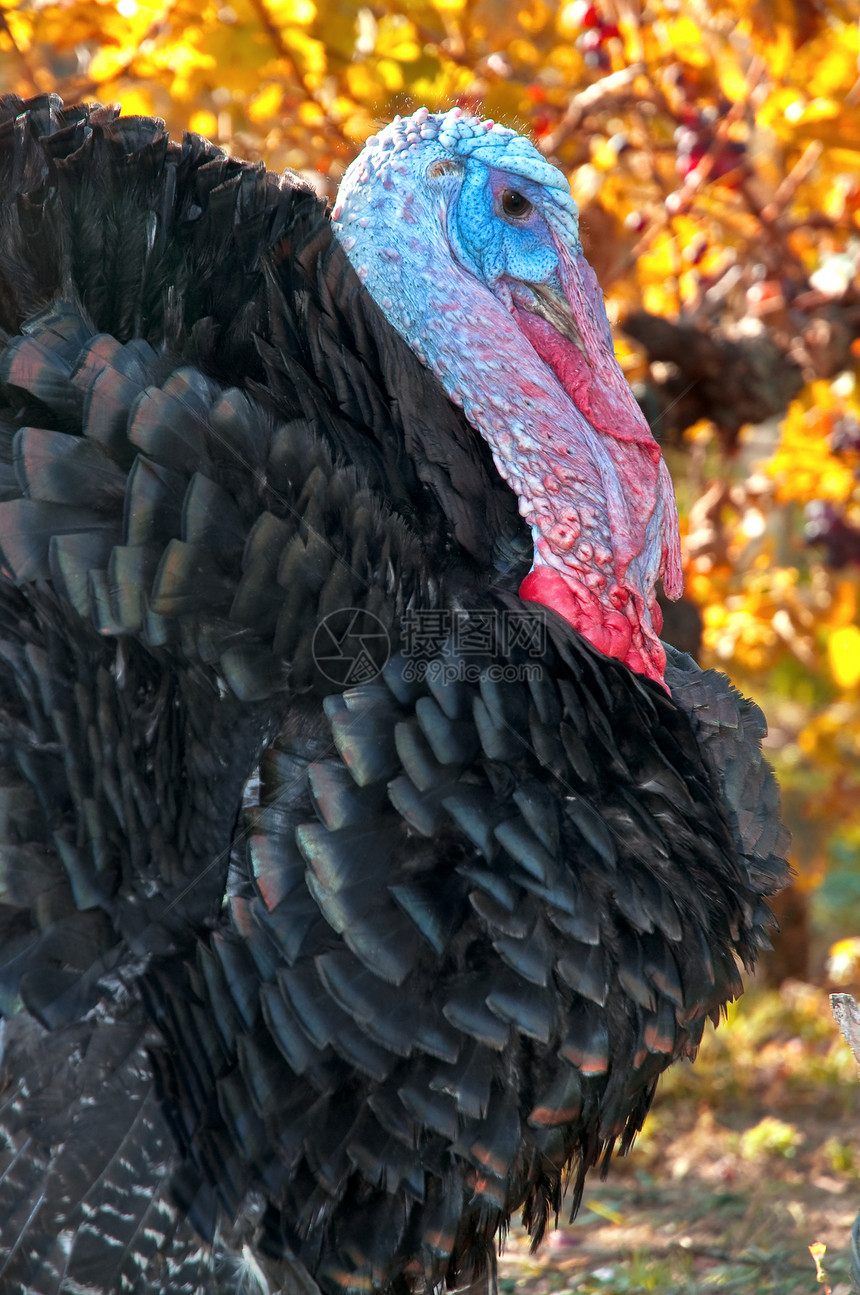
[501,188,532,218]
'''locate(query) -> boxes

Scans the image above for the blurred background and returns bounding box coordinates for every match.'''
[1,0,859,1288]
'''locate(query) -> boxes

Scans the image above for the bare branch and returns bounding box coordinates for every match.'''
[0,10,41,95]
[539,64,645,156]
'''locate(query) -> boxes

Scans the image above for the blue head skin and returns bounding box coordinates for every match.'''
[332,109,587,339]
[332,107,681,686]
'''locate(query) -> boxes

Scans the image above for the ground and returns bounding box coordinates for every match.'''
[499,982,860,1294]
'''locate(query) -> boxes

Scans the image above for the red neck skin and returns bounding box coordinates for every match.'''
[511,250,681,688]
[446,251,680,688]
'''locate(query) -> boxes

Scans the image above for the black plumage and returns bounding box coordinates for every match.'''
[0,94,788,1295]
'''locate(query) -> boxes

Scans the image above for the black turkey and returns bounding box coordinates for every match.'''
[0,94,788,1295]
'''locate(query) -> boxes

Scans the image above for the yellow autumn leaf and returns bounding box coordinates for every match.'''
[347,62,384,102]
[825,147,860,170]
[188,108,219,136]
[329,94,358,122]
[154,39,215,78]
[284,28,327,78]
[666,15,703,46]
[831,580,859,629]
[410,63,473,108]
[298,100,325,126]
[759,22,795,79]
[808,1241,827,1284]
[248,82,283,123]
[716,49,751,103]
[116,87,155,118]
[590,137,620,170]
[266,0,316,26]
[129,0,163,20]
[87,47,132,83]
[791,98,841,126]
[769,391,860,505]
[654,16,711,68]
[376,57,404,93]
[642,282,678,316]
[805,33,859,99]
[638,230,680,284]
[375,15,421,63]
[757,86,804,139]
[828,937,860,983]
[829,626,860,689]
[0,8,31,53]
[584,1198,625,1225]
[684,418,717,444]
[508,38,539,66]
[547,43,584,75]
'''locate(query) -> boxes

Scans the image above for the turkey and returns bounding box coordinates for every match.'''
[0,94,788,1295]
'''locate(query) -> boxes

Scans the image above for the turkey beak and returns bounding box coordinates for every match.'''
[520,282,588,357]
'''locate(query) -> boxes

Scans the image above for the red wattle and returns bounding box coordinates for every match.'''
[520,566,589,625]
[520,566,668,691]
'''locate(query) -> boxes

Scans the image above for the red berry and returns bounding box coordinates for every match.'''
[571,1,600,28]
[678,143,707,178]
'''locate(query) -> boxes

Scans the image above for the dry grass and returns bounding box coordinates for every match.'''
[500,982,860,1294]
